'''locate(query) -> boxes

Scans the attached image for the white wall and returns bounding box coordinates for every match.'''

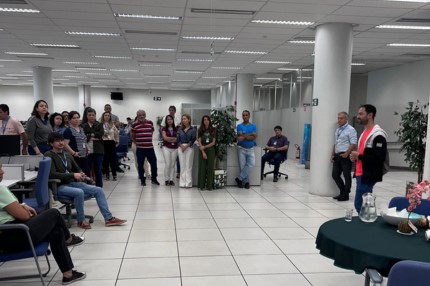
[367,59,430,167]
[0,86,210,124]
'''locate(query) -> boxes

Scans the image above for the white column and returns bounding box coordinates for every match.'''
[78,85,91,115]
[236,74,254,124]
[33,66,53,110]
[422,93,430,198]
[310,23,353,196]
[211,88,217,108]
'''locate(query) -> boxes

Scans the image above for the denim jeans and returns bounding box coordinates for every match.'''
[136,148,158,183]
[58,182,112,222]
[87,153,104,188]
[354,176,376,213]
[237,147,255,184]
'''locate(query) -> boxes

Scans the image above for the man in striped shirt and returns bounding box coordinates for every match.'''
[131,110,160,186]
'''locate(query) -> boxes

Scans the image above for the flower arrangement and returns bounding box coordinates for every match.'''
[406,180,430,214]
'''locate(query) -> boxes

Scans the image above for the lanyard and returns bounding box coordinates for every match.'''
[336,125,347,139]
[1,116,10,134]
[57,152,69,173]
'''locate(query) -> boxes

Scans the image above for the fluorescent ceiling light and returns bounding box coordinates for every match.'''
[5,52,48,56]
[388,43,430,47]
[255,61,291,64]
[52,69,79,72]
[148,82,166,84]
[94,55,131,59]
[376,25,430,30]
[76,67,107,71]
[64,61,99,65]
[84,73,112,75]
[203,76,226,79]
[172,80,195,82]
[256,77,281,80]
[114,13,182,20]
[277,68,299,71]
[288,40,315,44]
[0,59,21,62]
[225,50,267,55]
[64,75,87,78]
[65,31,121,36]
[177,59,213,62]
[110,69,139,72]
[0,77,18,79]
[6,74,32,77]
[0,7,40,13]
[175,70,203,74]
[53,79,70,81]
[139,63,170,67]
[131,47,175,51]
[351,63,366,66]
[190,8,255,15]
[0,28,3,31]
[121,77,142,80]
[31,43,80,48]
[181,36,234,41]
[252,20,314,25]
[211,66,241,69]
[144,75,170,77]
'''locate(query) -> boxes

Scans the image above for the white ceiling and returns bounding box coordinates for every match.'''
[0,0,430,89]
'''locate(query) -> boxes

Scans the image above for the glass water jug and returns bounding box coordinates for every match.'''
[359,192,378,223]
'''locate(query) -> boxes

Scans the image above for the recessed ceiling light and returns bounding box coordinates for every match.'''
[5,52,48,56]
[175,70,204,74]
[76,67,107,71]
[131,47,176,51]
[114,13,182,20]
[376,25,430,30]
[110,69,139,72]
[65,31,121,36]
[211,66,241,69]
[225,50,267,55]
[181,36,234,41]
[252,20,314,25]
[64,61,99,65]
[255,61,291,64]
[387,43,430,47]
[288,40,315,44]
[94,55,131,59]
[177,59,213,62]
[31,43,80,48]
[351,63,366,66]
[0,7,40,13]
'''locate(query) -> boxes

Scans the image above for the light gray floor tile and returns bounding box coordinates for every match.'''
[116,278,182,286]
[180,256,241,276]
[220,228,270,240]
[235,255,300,274]
[177,228,224,241]
[83,230,130,243]
[215,218,259,228]
[182,275,247,286]
[263,227,314,240]
[71,243,126,259]
[304,273,365,286]
[253,217,300,228]
[274,239,319,254]
[132,219,175,230]
[227,240,282,255]
[244,274,312,286]
[119,258,180,279]
[129,229,177,242]
[288,254,352,273]
[175,218,218,229]
[124,242,178,258]
[178,240,231,256]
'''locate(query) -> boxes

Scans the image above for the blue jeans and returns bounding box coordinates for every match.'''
[58,182,112,222]
[354,176,376,213]
[136,148,158,183]
[237,147,255,184]
[87,153,104,188]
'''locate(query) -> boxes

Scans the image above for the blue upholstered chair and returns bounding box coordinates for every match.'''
[388,196,430,216]
[116,134,131,170]
[387,260,430,286]
[0,224,51,286]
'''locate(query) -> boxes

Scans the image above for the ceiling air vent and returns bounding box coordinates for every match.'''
[396,18,430,23]
[125,30,177,36]
[190,8,256,15]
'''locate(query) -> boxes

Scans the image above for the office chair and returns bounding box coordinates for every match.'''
[116,134,131,170]
[388,197,430,216]
[263,142,289,180]
[386,260,430,286]
[50,179,94,228]
[0,224,51,286]
[10,157,52,213]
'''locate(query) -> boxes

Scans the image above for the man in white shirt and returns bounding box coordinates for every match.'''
[0,104,28,155]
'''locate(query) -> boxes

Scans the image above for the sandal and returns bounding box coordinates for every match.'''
[78,221,92,229]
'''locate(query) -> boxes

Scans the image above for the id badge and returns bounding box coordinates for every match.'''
[206,137,210,143]
[273,141,277,146]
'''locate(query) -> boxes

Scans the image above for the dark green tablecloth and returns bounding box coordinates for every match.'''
[316,217,430,277]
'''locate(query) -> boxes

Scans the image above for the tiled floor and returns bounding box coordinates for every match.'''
[0,147,414,286]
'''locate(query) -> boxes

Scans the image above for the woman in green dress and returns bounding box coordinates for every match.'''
[197,115,216,190]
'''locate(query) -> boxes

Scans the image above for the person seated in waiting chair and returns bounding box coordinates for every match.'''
[261,125,289,182]
[44,132,127,230]
[0,164,86,285]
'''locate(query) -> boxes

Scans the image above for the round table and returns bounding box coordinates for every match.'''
[316,216,430,277]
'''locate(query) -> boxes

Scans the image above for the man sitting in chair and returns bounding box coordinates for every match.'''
[45,132,126,230]
[261,126,289,182]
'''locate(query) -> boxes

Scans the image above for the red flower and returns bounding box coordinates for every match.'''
[406,180,430,213]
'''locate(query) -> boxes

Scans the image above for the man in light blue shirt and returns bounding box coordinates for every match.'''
[331,112,357,201]
[236,110,257,189]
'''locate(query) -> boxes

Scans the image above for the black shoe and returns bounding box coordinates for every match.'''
[261,174,264,180]
[169,181,175,186]
[112,176,117,181]
[273,177,278,182]
[62,270,86,285]
[117,168,125,173]
[66,234,85,247]
[244,182,250,189]
[141,181,146,186]
[332,195,341,200]
[337,194,349,201]
[165,180,169,186]
[235,177,243,188]
[105,175,110,181]
[152,180,160,185]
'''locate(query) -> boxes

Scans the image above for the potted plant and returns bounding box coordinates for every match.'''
[394,100,428,183]
[210,105,238,188]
